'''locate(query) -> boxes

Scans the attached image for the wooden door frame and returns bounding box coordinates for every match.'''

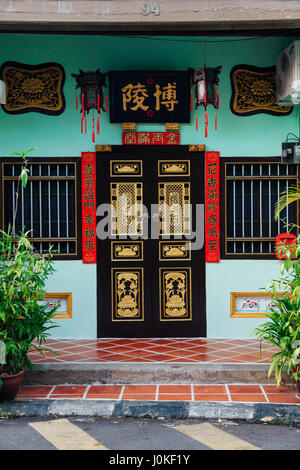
[96,145,206,338]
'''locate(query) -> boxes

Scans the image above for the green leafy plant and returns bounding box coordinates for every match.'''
[253,238,300,387]
[0,149,57,384]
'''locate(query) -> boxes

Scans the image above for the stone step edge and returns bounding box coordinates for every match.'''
[0,399,299,423]
[24,362,286,385]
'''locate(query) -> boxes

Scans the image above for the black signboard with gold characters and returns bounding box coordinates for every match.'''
[0,61,65,115]
[109,71,191,123]
[230,64,292,116]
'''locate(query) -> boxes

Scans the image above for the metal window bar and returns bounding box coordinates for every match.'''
[225,162,298,256]
[3,162,77,256]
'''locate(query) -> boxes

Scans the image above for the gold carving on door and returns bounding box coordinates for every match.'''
[158,182,190,235]
[112,241,143,261]
[111,182,143,236]
[159,241,191,261]
[160,268,192,321]
[110,160,142,177]
[158,160,190,176]
[112,268,144,321]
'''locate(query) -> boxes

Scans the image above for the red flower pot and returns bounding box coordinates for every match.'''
[0,370,24,401]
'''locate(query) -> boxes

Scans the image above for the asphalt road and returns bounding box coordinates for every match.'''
[0,417,299,451]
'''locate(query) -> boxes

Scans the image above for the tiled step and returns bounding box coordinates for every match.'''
[17,383,300,405]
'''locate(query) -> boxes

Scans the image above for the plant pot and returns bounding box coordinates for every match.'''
[0,370,24,401]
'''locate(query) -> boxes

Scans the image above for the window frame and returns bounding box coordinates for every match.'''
[1,156,82,260]
[220,156,299,260]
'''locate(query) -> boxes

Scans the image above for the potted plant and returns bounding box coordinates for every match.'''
[0,150,57,401]
[253,236,300,392]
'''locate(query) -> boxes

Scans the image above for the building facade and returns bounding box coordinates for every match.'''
[0,1,299,339]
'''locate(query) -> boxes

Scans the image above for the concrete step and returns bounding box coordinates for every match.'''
[24,362,285,386]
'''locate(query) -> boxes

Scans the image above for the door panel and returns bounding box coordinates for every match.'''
[96,146,206,337]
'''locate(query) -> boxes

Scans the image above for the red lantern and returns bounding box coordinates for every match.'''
[191,66,222,137]
[275,233,297,259]
[72,70,107,141]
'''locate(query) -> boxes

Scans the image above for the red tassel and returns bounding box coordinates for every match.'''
[97,94,100,112]
[76,93,78,110]
[81,117,83,134]
[215,111,217,130]
[217,91,220,109]
[81,93,84,114]
[92,129,95,143]
[106,96,108,112]
[97,114,100,134]
[190,90,193,112]
[205,112,208,138]
[196,113,198,131]
[85,116,87,135]
[205,87,207,107]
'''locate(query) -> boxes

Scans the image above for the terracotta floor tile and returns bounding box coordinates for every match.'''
[17,386,53,398]
[86,385,122,397]
[140,354,175,362]
[228,385,262,394]
[122,394,156,400]
[159,385,191,393]
[141,346,180,354]
[267,394,300,404]
[50,385,87,398]
[194,385,227,394]
[32,339,280,364]
[263,385,296,394]
[123,385,157,394]
[194,394,229,402]
[158,394,191,401]
[230,394,267,402]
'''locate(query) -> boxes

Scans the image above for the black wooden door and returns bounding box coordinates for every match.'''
[96,146,206,337]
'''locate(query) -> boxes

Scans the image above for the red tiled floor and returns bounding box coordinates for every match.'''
[262,385,296,394]
[14,382,300,404]
[228,385,262,394]
[194,385,227,394]
[17,386,53,399]
[50,385,86,398]
[230,394,267,403]
[86,385,122,399]
[194,394,229,402]
[159,385,191,393]
[267,394,300,404]
[122,394,156,400]
[158,394,192,401]
[124,385,157,393]
[29,338,278,364]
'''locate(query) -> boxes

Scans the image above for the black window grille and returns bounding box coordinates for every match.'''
[222,159,299,258]
[1,159,81,258]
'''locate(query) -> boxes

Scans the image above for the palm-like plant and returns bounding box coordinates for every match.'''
[275,185,300,221]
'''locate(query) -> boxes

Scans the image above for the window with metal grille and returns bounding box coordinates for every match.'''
[1,159,81,259]
[221,159,299,258]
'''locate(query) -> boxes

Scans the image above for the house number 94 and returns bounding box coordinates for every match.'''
[141,4,160,16]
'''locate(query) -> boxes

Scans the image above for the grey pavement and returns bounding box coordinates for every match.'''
[0,417,299,451]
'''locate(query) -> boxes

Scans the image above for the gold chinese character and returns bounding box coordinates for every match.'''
[166,133,178,145]
[152,132,164,144]
[154,82,178,111]
[138,132,151,144]
[122,83,149,111]
[124,132,137,144]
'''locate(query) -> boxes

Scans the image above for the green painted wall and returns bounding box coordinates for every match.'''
[0,34,299,338]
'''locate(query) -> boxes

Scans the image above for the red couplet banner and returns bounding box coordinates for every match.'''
[81,152,97,263]
[205,151,220,262]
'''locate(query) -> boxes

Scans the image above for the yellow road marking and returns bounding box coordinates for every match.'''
[29,418,107,450]
[171,423,260,450]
